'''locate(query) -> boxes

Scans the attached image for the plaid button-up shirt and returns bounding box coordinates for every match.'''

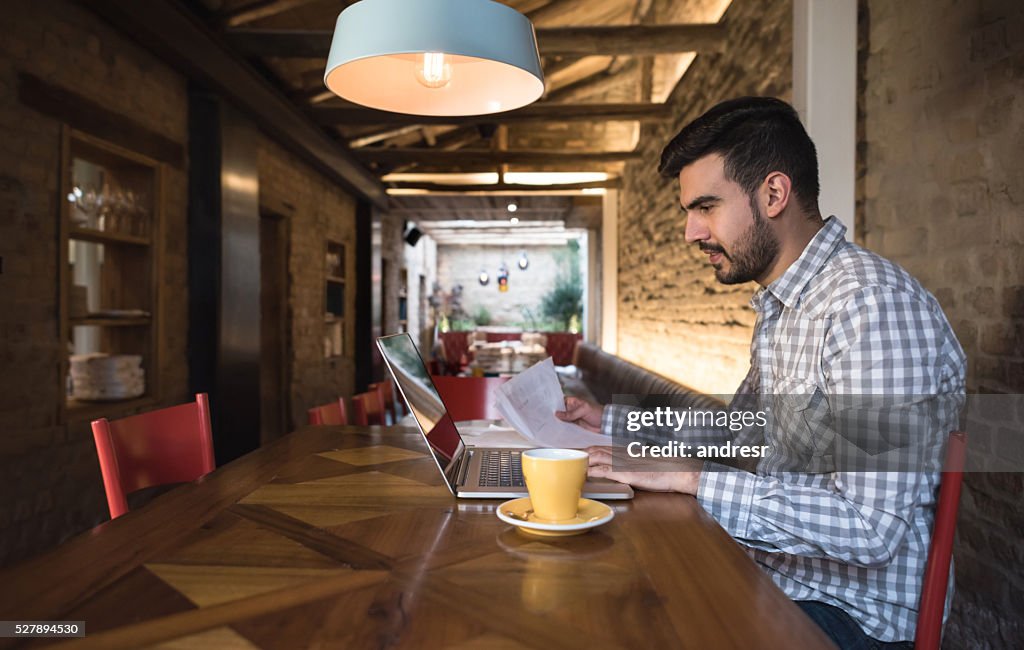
[603,216,965,642]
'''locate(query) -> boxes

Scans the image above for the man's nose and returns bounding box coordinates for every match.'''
[684,212,708,244]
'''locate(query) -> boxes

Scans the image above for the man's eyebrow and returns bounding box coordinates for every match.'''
[680,194,721,212]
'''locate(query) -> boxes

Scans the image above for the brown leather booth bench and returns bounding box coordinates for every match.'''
[570,341,727,411]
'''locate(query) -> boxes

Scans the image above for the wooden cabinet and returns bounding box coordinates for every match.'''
[59,128,162,416]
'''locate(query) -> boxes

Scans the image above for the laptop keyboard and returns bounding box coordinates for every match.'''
[478,450,525,487]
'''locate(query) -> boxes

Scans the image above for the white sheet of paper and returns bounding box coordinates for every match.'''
[454,422,534,448]
[494,357,610,449]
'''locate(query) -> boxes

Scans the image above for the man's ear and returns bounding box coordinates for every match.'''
[761,171,792,218]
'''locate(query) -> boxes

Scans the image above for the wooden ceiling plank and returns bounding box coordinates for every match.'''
[539,24,727,55]
[357,149,641,166]
[544,61,640,104]
[313,103,671,126]
[224,0,334,28]
[347,125,426,149]
[226,23,727,58]
[386,179,621,192]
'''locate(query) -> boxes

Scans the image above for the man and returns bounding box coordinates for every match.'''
[556,97,965,649]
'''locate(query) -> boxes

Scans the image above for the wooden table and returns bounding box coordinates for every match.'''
[0,426,833,649]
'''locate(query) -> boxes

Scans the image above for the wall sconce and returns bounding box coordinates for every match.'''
[478,269,490,286]
[517,251,529,270]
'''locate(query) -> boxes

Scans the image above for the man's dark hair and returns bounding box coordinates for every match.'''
[658,97,820,214]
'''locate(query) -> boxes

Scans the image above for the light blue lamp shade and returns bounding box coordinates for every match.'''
[324,0,545,116]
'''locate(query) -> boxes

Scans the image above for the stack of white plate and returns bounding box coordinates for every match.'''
[70,353,145,401]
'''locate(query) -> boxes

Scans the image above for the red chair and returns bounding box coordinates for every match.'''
[439,331,471,374]
[91,393,215,520]
[545,332,583,366]
[352,391,386,426]
[307,398,348,426]
[431,375,511,421]
[915,431,968,650]
[369,380,398,424]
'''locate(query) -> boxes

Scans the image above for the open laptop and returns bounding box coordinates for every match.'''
[377,333,633,500]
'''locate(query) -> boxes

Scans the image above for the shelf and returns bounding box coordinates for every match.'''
[69,226,151,247]
[325,276,345,284]
[70,317,151,327]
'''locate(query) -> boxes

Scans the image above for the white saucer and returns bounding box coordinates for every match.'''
[496,497,614,537]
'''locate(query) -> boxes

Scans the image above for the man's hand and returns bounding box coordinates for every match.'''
[555,396,605,433]
[586,446,702,494]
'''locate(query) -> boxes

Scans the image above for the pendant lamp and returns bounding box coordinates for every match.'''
[324,0,545,116]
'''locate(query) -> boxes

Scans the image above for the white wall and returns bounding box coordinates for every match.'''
[793,0,857,238]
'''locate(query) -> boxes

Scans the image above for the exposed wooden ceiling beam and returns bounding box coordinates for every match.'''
[225,23,727,58]
[77,0,386,207]
[314,103,672,126]
[222,0,332,27]
[385,179,621,192]
[540,24,726,55]
[356,149,641,166]
[347,125,425,149]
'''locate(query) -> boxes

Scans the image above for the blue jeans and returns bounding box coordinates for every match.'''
[795,601,914,650]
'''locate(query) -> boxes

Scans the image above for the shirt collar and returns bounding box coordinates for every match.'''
[751,216,847,313]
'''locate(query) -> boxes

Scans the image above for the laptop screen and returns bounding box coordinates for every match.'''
[376,333,464,486]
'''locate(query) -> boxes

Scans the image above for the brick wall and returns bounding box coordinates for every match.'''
[258,139,358,430]
[616,0,792,394]
[0,0,189,565]
[861,0,1024,645]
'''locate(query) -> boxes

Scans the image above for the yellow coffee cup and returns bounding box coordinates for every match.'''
[521,448,588,521]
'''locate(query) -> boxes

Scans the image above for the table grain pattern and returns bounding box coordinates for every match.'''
[0,426,834,649]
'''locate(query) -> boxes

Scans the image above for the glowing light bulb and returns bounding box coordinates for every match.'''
[415,52,452,89]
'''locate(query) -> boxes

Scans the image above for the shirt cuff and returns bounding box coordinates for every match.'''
[601,403,639,437]
[697,462,757,539]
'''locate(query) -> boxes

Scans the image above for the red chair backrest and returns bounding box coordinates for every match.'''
[369,380,397,424]
[431,375,511,421]
[545,332,583,366]
[91,393,215,520]
[439,332,471,372]
[352,391,385,426]
[307,398,348,426]
[915,431,968,650]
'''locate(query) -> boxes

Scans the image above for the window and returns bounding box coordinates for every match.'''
[61,128,162,414]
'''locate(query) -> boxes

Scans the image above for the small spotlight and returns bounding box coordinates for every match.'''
[478,270,490,286]
[507,201,518,213]
[509,216,519,225]
[517,252,529,270]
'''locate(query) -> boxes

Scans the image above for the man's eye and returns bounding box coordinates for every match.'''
[699,205,712,214]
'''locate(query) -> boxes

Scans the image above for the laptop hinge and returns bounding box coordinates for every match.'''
[454,447,474,487]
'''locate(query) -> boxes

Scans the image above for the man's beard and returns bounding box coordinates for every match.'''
[702,200,780,285]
